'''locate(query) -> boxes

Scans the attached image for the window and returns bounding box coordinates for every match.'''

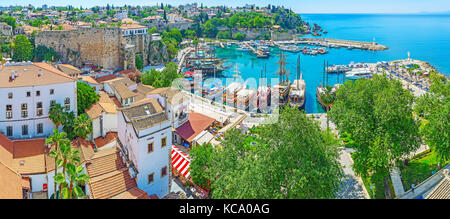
[6,126,12,137]
[64,98,70,111]
[26,91,31,97]
[21,104,28,118]
[161,137,167,148]
[8,92,13,99]
[6,105,12,119]
[37,123,43,134]
[148,173,154,184]
[50,89,54,95]
[36,102,43,116]
[50,100,56,107]
[161,166,167,178]
[148,142,154,153]
[36,90,40,96]
[22,125,28,136]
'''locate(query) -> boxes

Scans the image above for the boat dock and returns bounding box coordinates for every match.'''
[277,37,388,51]
[243,42,266,58]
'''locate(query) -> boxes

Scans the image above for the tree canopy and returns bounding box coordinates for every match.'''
[191,107,343,198]
[329,75,421,197]
[77,81,99,115]
[13,35,33,62]
[415,74,450,166]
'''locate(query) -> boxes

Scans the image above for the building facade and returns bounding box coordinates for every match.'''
[0,62,77,139]
[118,98,172,198]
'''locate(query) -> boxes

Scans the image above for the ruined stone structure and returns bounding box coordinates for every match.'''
[35,27,168,71]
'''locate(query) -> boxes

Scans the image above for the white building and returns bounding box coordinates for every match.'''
[85,91,118,140]
[118,98,172,198]
[0,62,77,139]
[115,9,128,20]
[120,24,148,37]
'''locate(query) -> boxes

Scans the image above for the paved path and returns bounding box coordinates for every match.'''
[311,113,370,199]
[390,167,405,197]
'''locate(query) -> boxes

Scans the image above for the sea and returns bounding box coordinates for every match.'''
[211,14,450,113]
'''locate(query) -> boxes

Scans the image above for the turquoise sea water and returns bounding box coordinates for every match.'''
[213,14,450,113]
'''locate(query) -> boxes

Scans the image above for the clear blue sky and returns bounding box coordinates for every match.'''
[2,0,450,14]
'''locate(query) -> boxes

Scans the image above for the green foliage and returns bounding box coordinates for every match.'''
[141,62,181,88]
[135,53,143,71]
[233,32,246,41]
[49,104,66,128]
[162,27,182,59]
[191,107,343,198]
[73,114,93,139]
[13,35,33,61]
[31,18,43,28]
[77,81,99,114]
[34,45,60,62]
[329,75,421,194]
[1,16,16,29]
[415,75,450,165]
[217,31,231,39]
[190,143,215,189]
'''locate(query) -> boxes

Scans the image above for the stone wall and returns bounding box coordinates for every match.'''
[35,28,123,70]
[35,28,169,71]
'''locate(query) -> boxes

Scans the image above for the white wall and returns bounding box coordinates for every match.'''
[0,81,77,139]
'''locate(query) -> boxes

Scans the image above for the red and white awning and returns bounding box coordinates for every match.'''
[171,145,190,178]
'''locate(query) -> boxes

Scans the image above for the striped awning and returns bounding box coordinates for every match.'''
[171,145,190,178]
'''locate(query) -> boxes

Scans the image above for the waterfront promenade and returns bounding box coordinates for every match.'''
[285,37,389,51]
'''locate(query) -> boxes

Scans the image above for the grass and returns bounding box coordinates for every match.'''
[399,150,449,191]
[351,153,387,199]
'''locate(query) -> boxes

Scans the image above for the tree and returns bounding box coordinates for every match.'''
[190,143,214,189]
[77,81,99,114]
[415,74,450,169]
[329,75,421,198]
[319,85,337,129]
[73,114,93,139]
[46,130,69,199]
[192,107,343,198]
[49,104,66,128]
[233,33,246,41]
[54,139,81,195]
[12,35,33,61]
[135,53,143,71]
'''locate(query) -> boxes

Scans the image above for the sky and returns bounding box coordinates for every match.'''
[1,0,450,14]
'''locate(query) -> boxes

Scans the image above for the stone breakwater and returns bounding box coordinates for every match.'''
[293,37,389,51]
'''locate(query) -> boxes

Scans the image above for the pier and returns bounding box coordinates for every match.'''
[278,37,389,51]
[243,42,266,58]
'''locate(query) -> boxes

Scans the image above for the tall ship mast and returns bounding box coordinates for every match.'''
[272,51,291,108]
[289,54,306,110]
[224,64,245,107]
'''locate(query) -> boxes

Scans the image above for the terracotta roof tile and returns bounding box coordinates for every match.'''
[0,62,75,88]
[94,132,118,149]
[175,112,215,143]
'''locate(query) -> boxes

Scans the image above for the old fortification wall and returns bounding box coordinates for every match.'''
[36,28,169,70]
[35,28,123,70]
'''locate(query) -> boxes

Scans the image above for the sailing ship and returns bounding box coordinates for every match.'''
[272,51,291,108]
[289,55,306,110]
[224,64,245,108]
[257,64,271,113]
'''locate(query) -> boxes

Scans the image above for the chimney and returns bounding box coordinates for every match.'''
[38,69,42,77]
[11,71,15,80]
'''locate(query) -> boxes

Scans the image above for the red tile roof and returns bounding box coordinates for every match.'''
[94,132,118,149]
[175,112,215,143]
[95,74,120,83]
[86,147,149,199]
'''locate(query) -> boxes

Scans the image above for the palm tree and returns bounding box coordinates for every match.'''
[319,85,337,130]
[54,163,90,199]
[55,140,81,195]
[73,113,93,139]
[45,129,68,199]
[49,104,66,128]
